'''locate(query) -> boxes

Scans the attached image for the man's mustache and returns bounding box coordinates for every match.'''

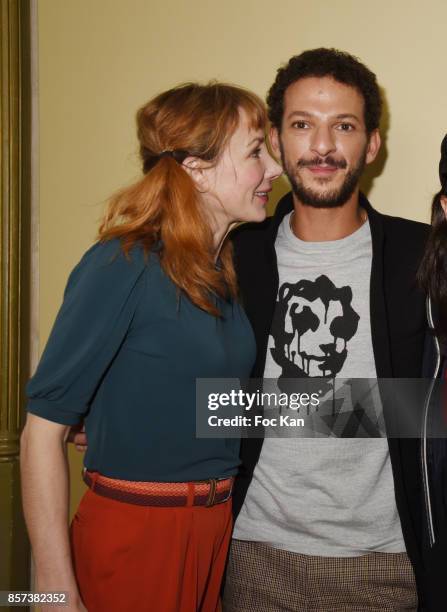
[297,156,347,170]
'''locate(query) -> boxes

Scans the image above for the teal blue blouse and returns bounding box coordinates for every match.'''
[26,239,256,482]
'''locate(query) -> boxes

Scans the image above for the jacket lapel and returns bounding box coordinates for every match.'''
[253,195,294,377]
[361,193,393,377]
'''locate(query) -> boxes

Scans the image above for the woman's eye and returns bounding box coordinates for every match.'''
[251,147,262,158]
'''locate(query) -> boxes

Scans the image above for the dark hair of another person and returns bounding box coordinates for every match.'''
[418,188,447,346]
[267,48,382,134]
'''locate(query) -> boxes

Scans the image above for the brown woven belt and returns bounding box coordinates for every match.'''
[83,469,234,507]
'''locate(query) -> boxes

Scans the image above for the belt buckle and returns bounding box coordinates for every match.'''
[205,479,217,507]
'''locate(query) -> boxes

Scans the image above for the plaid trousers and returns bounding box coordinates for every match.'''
[223,539,417,611]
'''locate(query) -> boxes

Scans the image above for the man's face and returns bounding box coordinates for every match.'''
[270,76,380,208]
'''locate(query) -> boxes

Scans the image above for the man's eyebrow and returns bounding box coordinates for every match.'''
[334,113,361,122]
[285,111,361,122]
[247,136,264,146]
[286,111,313,119]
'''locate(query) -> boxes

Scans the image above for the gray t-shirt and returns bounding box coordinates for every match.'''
[233,212,406,556]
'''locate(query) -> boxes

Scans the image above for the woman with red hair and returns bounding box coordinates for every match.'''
[20,82,281,612]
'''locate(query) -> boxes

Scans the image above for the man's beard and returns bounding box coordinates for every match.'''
[279,141,367,208]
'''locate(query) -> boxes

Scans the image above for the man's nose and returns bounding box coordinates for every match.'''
[310,125,336,157]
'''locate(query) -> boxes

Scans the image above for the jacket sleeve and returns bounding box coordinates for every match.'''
[26,240,147,425]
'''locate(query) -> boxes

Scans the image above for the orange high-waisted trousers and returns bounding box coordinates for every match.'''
[70,488,232,612]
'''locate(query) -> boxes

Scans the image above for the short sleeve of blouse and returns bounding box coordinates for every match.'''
[26,239,147,425]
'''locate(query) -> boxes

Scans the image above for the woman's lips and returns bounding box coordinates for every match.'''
[254,189,271,204]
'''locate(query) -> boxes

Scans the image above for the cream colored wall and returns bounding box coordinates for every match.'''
[38,0,447,516]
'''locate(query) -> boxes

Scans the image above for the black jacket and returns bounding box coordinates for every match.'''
[230,191,445,611]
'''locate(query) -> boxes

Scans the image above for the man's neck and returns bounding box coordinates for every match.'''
[290,190,366,242]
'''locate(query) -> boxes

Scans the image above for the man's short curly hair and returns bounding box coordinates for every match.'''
[267,48,382,134]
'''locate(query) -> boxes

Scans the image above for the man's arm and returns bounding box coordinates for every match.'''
[20,413,87,611]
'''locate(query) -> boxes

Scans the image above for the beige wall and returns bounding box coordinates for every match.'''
[38,0,447,515]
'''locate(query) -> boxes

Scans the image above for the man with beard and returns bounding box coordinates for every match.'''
[223,49,441,611]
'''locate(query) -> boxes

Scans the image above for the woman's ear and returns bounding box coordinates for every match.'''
[440,195,447,219]
[181,157,212,192]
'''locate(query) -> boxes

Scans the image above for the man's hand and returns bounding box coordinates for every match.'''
[66,424,88,452]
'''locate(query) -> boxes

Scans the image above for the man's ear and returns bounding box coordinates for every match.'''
[365,129,381,165]
[269,126,281,159]
[181,156,211,192]
[440,195,447,219]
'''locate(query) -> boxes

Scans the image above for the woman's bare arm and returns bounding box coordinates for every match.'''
[20,413,86,611]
